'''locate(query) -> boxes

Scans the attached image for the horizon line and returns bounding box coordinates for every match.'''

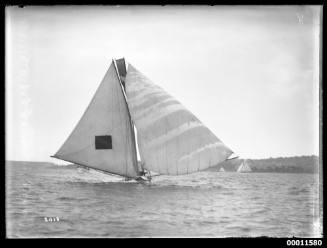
[5,154,320,164]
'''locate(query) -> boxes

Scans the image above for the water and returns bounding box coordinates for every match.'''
[6,162,322,238]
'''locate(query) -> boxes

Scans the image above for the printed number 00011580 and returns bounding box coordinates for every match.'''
[286,240,322,246]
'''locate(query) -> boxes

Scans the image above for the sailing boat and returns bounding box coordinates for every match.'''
[219,167,225,172]
[51,58,234,182]
[237,159,252,173]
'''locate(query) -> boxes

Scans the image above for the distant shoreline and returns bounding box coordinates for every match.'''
[207,155,319,174]
[6,155,319,174]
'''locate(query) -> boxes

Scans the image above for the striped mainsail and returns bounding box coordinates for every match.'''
[53,62,139,178]
[125,64,234,175]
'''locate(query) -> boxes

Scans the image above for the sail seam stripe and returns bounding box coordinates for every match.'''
[133,101,181,122]
[178,141,225,162]
[137,104,186,130]
[127,82,163,97]
[129,95,175,112]
[129,91,168,106]
[128,88,163,101]
[128,83,160,93]
[145,121,204,149]
[133,99,179,120]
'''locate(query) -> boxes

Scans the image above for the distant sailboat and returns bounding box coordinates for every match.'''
[237,160,252,173]
[219,167,225,172]
[52,58,234,182]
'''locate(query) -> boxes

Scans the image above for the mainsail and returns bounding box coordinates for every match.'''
[125,64,234,175]
[237,160,252,173]
[52,61,139,178]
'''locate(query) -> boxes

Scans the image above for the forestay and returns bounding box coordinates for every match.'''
[125,64,234,175]
[53,62,139,178]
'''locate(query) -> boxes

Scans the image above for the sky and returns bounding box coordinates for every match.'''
[5,5,321,163]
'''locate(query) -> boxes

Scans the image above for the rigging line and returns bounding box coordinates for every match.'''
[126,120,128,177]
[111,64,114,156]
[123,84,129,176]
[127,78,139,175]
[121,77,128,177]
[186,122,190,174]
[125,107,134,176]
[197,130,201,172]
[130,122,139,175]
[136,126,145,173]
[116,62,128,177]
[165,119,169,175]
[176,116,180,175]
[126,71,139,174]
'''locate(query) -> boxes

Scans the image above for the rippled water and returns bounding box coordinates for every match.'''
[6,162,322,238]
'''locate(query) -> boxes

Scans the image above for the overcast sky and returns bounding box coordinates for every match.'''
[6,5,321,163]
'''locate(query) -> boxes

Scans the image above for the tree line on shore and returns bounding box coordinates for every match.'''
[206,155,319,173]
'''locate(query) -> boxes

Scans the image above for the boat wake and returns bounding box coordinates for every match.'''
[54,164,227,189]
[58,166,137,184]
[147,171,228,190]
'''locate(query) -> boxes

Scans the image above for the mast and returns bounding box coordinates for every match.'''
[113,58,141,176]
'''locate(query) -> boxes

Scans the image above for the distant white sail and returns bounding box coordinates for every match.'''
[125,64,233,175]
[219,167,225,172]
[237,160,252,173]
[53,62,139,178]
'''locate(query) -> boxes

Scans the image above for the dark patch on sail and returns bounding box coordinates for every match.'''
[95,135,112,149]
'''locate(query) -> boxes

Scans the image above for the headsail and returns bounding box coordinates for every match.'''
[125,64,234,175]
[53,62,139,178]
